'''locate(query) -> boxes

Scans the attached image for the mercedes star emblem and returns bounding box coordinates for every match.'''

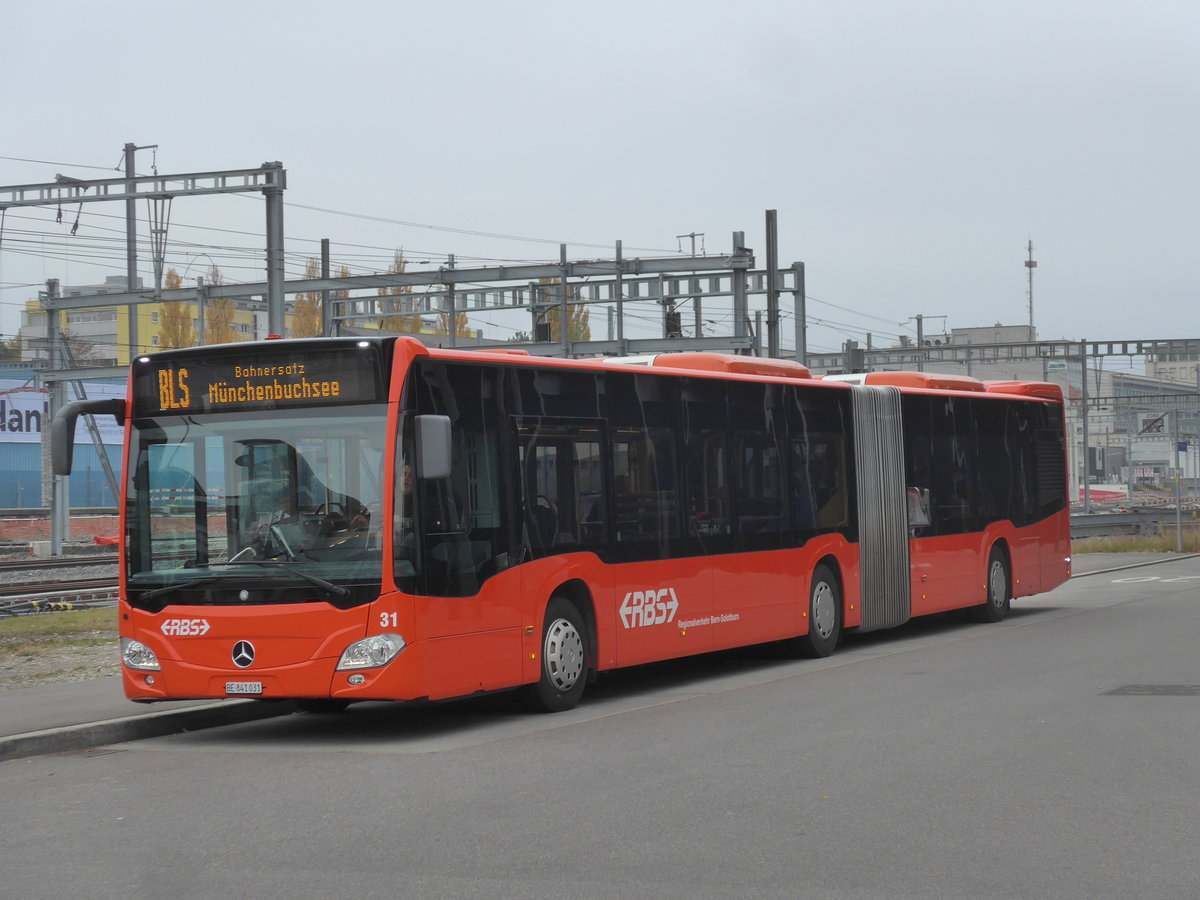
[231,640,256,668]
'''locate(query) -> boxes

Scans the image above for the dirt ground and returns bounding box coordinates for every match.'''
[0,632,120,691]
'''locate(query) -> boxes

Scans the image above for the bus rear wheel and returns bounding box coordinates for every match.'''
[971,547,1011,623]
[791,564,841,658]
[522,597,588,713]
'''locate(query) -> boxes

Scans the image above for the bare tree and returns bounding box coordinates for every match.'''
[61,329,101,364]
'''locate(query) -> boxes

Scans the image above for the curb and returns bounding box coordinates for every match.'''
[1071,552,1200,578]
[0,699,296,763]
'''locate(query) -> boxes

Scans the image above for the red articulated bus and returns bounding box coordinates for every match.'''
[52,338,1070,713]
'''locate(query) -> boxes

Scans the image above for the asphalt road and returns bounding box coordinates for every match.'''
[4,557,1200,899]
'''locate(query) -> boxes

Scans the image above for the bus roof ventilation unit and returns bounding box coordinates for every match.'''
[830,371,987,392]
[650,352,813,380]
[984,380,1064,400]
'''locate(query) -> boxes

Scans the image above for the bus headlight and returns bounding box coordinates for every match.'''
[121,638,161,671]
[336,634,406,670]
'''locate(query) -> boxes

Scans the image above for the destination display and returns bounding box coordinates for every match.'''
[132,344,386,417]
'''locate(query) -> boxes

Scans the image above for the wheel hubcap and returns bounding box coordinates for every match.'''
[812,582,836,639]
[544,617,584,691]
[989,561,1007,607]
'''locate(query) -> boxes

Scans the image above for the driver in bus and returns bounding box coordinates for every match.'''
[247,486,298,551]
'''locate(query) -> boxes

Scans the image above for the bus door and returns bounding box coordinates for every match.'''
[711,381,795,648]
[609,419,711,666]
[513,418,612,658]
[515,418,608,557]
[904,393,982,615]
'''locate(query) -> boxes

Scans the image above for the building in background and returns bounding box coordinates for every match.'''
[19,275,284,366]
[1146,347,1200,386]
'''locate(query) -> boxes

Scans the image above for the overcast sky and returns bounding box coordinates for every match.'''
[2,0,1196,360]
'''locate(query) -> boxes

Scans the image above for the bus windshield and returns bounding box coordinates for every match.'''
[125,405,387,609]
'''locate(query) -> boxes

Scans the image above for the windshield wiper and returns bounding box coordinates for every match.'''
[141,576,221,602]
[138,561,351,604]
[211,560,350,599]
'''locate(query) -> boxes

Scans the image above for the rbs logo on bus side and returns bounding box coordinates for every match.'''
[619,587,679,629]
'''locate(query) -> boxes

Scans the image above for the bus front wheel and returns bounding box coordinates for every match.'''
[971,547,1011,623]
[792,564,841,658]
[522,597,588,713]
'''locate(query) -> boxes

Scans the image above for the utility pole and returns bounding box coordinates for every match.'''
[320,238,333,336]
[915,314,925,372]
[765,209,780,358]
[1127,432,1134,500]
[125,143,156,358]
[559,244,569,356]
[732,231,748,343]
[792,261,806,366]
[1081,340,1091,513]
[263,161,287,335]
[42,280,68,555]
[196,276,206,346]
[615,240,624,346]
[1173,411,1184,552]
[1025,239,1037,331]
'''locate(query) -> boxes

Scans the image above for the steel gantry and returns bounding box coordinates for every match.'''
[37,238,818,379]
[1,162,288,337]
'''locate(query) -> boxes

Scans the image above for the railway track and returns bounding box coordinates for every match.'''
[0,554,118,573]
[0,578,120,616]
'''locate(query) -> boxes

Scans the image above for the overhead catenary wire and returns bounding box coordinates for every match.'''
[4,152,684,258]
[3,151,909,356]
[0,203,657,293]
[3,151,716,283]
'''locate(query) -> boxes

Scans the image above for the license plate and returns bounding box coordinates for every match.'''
[225,681,264,695]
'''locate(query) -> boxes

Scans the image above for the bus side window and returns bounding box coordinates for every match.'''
[682,378,729,547]
[519,437,561,555]
[907,487,931,529]
[788,385,852,537]
[792,440,817,532]
[516,420,607,555]
[728,381,787,548]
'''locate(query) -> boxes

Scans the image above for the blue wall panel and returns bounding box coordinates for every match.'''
[0,443,122,509]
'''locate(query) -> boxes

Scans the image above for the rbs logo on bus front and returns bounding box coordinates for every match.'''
[619,587,679,629]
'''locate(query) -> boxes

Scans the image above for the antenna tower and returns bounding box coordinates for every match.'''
[1025,239,1037,329]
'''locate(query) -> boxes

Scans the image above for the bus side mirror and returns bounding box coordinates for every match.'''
[51,398,126,476]
[415,414,452,480]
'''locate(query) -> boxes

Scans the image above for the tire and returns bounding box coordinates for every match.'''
[521,597,588,713]
[792,564,841,658]
[295,699,352,714]
[971,547,1011,623]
